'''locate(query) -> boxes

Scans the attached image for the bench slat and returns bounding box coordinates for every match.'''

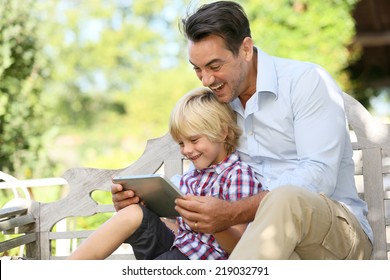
[49,230,94,240]
[362,148,387,260]
[0,233,37,252]
[0,214,35,232]
[49,253,136,260]
[0,206,27,220]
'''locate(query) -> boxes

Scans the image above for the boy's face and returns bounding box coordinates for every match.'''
[178,134,226,170]
[188,35,247,104]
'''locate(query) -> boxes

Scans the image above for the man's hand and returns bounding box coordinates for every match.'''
[175,191,269,234]
[175,195,233,234]
[111,183,141,212]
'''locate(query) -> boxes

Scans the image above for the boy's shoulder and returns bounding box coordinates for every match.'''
[219,151,255,176]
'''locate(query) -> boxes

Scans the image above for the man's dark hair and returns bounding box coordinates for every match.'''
[179,1,251,56]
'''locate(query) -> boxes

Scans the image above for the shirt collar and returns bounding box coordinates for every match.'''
[230,47,278,113]
[194,151,240,175]
[255,47,278,98]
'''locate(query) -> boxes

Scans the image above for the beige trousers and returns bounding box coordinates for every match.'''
[229,185,372,260]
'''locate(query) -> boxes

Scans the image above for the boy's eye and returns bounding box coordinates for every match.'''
[210,65,221,71]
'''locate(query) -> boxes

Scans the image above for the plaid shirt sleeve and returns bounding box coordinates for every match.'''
[221,162,262,201]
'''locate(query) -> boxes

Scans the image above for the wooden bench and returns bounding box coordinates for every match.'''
[1,93,389,260]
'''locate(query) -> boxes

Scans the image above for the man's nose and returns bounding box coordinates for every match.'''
[201,71,215,87]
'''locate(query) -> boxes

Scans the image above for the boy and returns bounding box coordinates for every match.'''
[67,88,262,260]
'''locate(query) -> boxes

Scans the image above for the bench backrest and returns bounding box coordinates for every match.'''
[343,93,390,260]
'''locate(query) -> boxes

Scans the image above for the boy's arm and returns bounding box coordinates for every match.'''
[213,224,247,254]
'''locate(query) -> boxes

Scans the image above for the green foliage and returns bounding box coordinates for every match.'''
[0,0,54,179]
[39,0,174,129]
[35,0,197,171]
[243,0,359,90]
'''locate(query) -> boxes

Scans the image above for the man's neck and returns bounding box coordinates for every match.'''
[239,50,258,108]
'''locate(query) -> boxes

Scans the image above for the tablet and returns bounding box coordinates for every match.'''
[112,174,182,217]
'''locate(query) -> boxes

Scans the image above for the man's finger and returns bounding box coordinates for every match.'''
[175,204,202,222]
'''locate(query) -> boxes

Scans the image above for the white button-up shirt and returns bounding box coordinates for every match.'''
[231,48,373,242]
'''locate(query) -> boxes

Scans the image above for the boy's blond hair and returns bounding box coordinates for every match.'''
[169,87,241,155]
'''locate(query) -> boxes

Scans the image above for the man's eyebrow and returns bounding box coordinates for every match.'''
[189,58,223,68]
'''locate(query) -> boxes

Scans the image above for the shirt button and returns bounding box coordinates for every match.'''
[249,131,254,136]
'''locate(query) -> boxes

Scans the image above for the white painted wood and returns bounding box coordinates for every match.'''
[343,92,390,260]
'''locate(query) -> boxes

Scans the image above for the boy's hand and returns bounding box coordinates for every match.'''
[111,183,141,212]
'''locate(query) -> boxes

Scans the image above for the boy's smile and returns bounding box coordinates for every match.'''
[179,135,227,170]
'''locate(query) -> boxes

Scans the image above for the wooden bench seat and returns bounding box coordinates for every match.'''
[1,93,389,260]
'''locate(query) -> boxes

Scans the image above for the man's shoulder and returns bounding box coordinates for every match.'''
[272,56,334,92]
[274,55,320,75]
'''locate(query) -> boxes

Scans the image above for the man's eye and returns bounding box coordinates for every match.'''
[210,65,221,71]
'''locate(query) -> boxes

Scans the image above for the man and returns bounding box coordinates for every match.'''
[112,1,373,259]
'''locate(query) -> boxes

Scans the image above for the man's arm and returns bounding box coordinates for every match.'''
[267,67,348,194]
[175,190,269,234]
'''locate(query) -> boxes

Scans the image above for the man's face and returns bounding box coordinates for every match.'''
[188,35,247,104]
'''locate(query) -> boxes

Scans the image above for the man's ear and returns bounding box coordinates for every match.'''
[241,37,254,61]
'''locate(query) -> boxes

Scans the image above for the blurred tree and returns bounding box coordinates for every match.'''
[244,0,359,91]
[40,0,180,128]
[0,0,54,179]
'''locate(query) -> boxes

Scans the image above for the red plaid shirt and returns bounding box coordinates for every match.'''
[173,151,262,260]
